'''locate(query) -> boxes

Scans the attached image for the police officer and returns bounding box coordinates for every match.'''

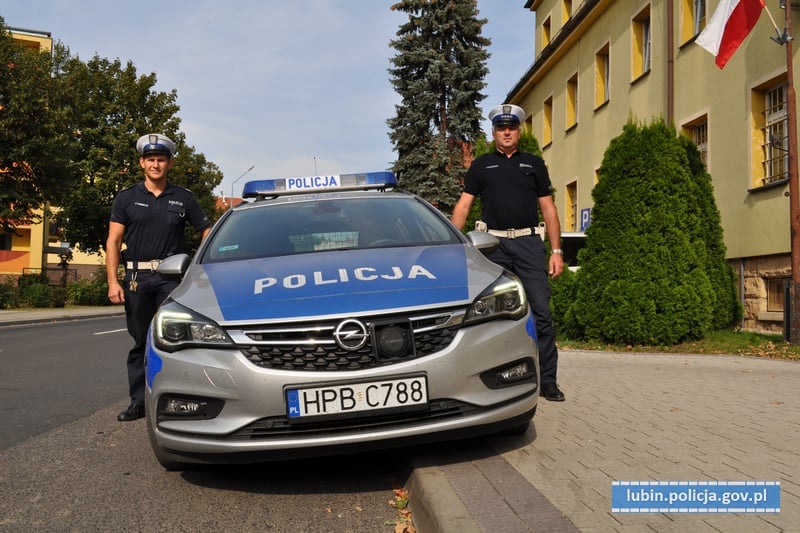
[106,134,211,421]
[451,104,566,401]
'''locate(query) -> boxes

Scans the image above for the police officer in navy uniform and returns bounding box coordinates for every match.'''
[106,134,211,421]
[451,104,566,402]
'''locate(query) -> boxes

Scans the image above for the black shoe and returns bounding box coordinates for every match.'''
[540,383,565,402]
[117,403,145,421]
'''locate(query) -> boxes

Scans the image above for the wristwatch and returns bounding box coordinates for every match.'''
[551,249,563,255]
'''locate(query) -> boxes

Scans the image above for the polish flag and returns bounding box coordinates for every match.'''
[696,0,765,68]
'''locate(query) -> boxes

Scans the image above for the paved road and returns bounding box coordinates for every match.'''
[0,401,409,532]
[0,315,128,449]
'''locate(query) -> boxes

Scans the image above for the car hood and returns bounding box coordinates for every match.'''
[168,244,503,324]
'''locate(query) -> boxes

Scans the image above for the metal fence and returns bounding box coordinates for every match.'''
[22,268,78,286]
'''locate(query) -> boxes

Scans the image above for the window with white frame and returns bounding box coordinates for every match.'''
[566,73,578,129]
[566,181,578,231]
[595,43,610,108]
[680,0,706,42]
[693,120,708,167]
[693,0,706,34]
[633,6,651,79]
[542,16,551,50]
[543,95,553,146]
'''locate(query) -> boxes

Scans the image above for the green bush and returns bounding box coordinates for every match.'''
[0,278,18,309]
[565,118,728,345]
[68,271,110,306]
[20,282,54,308]
[50,286,68,308]
[550,267,578,339]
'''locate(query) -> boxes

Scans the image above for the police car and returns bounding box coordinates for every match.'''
[145,172,539,469]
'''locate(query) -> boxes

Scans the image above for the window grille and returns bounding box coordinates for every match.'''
[763,84,788,185]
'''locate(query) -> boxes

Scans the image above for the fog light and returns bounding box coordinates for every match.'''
[164,398,205,415]
[499,361,530,383]
[479,357,537,389]
[156,395,224,421]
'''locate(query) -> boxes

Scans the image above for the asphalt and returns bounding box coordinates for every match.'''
[3,306,798,532]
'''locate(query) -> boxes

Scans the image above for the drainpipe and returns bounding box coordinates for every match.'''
[740,259,746,331]
[666,0,675,124]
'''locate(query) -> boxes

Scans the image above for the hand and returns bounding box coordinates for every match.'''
[549,252,564,278]
[108,281,125,304]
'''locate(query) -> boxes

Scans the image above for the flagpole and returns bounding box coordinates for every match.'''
[783,0,800,343]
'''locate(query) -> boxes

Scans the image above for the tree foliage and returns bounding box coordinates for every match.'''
[387,0,490,211]
[0,17,223,255]
[678,135,742,328]
[51,54,224,254]
[0,18,80,234]
[565,118,738,345]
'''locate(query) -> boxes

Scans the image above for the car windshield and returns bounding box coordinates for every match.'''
[202,195,462,263]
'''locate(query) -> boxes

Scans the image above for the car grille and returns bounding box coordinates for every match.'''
[227,309,464,371]
[225,399,481,439]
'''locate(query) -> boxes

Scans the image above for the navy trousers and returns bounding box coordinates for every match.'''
[123,270,179,405]
[485,235,559,385]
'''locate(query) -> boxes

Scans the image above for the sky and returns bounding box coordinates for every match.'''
[1,1,536,200]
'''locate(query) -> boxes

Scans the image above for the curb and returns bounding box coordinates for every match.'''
[0,309,125,327]
[407,439,580,533]
[408,464,482,533]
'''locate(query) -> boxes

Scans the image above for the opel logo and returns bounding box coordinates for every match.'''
[333,319,369,351]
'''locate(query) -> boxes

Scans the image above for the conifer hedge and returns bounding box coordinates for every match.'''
[563,119,739,345]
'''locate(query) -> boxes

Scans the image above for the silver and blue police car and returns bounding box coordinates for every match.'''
[145,172,539,469]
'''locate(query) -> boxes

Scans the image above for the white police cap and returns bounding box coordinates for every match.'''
[136,133,177,158]
[488,104,525,126]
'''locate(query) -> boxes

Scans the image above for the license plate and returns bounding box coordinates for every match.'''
[286,375,428,420]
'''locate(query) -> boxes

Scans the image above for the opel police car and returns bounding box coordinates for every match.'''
[145,171,539,470]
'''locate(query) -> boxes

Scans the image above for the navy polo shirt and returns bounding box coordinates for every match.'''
[110,182,211,261]
[463,150,553,230]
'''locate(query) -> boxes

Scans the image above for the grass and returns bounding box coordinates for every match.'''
[558,329,800,361]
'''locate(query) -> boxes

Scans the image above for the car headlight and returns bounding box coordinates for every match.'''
[464,274,528,325]
[152,300,234,352]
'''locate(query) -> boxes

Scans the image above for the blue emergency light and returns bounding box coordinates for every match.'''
[242,171,397,199]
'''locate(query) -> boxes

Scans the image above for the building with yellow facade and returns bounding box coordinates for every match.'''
[507,0,796,332]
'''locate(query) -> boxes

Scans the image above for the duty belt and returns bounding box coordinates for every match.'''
[487,227,533,239]
[126,259,163,271]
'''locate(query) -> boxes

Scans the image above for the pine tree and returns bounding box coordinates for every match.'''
[387,0,490,211]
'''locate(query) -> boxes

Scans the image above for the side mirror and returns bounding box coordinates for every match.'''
[466,230,500,252]
[157,254,192,276]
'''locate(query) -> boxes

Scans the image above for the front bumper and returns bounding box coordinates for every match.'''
[145,315,538,461]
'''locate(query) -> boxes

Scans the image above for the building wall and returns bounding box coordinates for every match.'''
[511,0,797,332]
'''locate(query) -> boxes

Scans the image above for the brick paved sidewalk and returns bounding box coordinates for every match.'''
[487,350,800,532]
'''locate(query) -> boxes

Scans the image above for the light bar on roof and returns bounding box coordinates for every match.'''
[242,171,397,198]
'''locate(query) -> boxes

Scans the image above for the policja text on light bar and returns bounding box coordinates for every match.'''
[242,171,397,198]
